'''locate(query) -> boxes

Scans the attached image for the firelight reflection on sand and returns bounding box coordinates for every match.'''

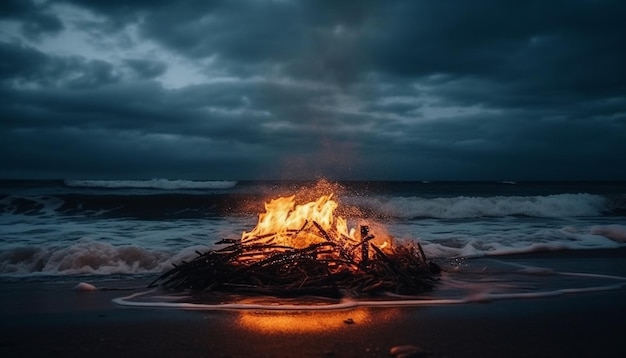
[237,307,400,334]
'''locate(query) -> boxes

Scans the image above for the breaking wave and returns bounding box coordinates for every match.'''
[3,192,618,221]
[0,240,206,276]
[351,193,611,219]
[64,179,238,190]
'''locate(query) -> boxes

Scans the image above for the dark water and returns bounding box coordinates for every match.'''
[0,179,625,277]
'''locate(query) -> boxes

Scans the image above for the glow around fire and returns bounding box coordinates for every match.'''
[237,308,372,333]
[236,305,402,333]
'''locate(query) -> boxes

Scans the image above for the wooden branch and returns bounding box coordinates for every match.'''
[152,222,440,297]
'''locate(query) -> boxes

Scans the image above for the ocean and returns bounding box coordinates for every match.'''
[1,179,625,283]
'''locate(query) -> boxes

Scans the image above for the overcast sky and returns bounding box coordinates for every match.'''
[1,0,625,181]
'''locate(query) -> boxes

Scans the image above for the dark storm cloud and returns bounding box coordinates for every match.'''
[0,41,121,90]
[124,59,167,79]
[368,0,626,118]
[61,0,379,84]
[1,0,625,180]
[0,0,64,39]
[0,41,47,80]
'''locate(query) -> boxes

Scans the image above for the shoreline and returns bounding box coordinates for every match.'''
[1,249,625,357]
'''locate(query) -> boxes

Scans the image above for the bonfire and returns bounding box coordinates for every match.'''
[151,186,440,298]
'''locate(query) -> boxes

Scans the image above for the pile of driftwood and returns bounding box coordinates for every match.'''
[150,223,440,298]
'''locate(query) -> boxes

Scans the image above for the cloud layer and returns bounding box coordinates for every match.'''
[1,0,625,180]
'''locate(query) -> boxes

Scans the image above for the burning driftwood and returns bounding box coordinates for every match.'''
[150,194,440,298]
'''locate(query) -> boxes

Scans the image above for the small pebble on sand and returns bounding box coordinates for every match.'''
[74,282,98,291]
[389,344,423,357]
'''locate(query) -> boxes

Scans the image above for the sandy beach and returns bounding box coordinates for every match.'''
[2,249,625,358]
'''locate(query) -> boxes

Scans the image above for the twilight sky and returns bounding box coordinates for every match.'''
[1,0,625,181]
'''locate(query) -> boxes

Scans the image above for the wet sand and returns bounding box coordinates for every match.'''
[1,249,625,358]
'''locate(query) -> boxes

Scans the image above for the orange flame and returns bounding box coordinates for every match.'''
[242,194,357,248]
[239,192,394,265]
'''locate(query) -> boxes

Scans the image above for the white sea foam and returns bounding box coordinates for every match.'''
[112,268,626,310]
[0,240,208,276]
[0,210,247,277]
[417,224,623,258]
[64,179,238,190]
